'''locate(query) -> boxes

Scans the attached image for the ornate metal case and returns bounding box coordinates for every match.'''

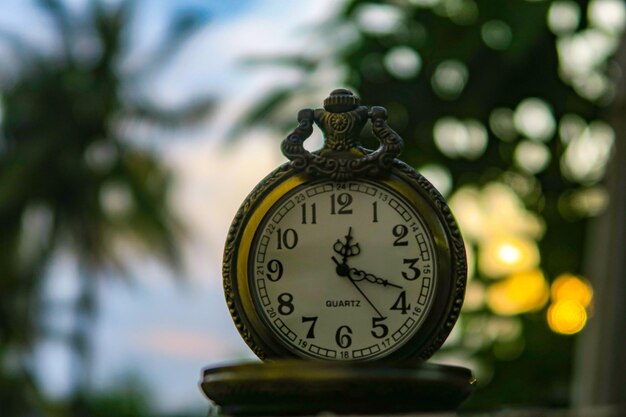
[223,89,467,362]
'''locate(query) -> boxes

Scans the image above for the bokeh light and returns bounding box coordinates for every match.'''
[546,273,593,335]
[384,46,422,79]
[547,300,588,334]
[84,140,117,172]
[551,274,593,307]
[480,235,540,278]
[558,113,587,144]
[560,120,615,184]
[481,20,513,50]
[431,60,469,99]
[489,107,517,142]
[555,14,624,102]
[100,182,133,218]
[419,164,453,197]
[486,269,549,315]
[448,186,484,240]
[354,3,404,35]
[548,1,581,35]
[433,117,487,159]
[513,98,556,142]
[449,182,545,245]
[514,140,552,174]
[435,0,479,25]
[559,186,609,219]
[588,0,626,34]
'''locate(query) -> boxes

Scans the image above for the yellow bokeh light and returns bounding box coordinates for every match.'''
[547,300,587,335]
[486,269,549,315]
[479,235,540,278]
[497,243,522,264]
[551,274,593,307]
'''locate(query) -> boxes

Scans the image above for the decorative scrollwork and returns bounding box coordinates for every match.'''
[222,163,294,360]
[280,91,404,181]
[392,161,468,360]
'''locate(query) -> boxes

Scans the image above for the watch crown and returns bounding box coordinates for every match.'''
[323,89,360,113]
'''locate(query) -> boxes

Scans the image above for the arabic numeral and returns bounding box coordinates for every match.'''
[372,201,378,223]
[301,203,317,224]
[276,228,298,250]
[302,316,318,339]
[330,193,353,215]
[402,258,421,281]
[390,291,410,314]
[392,224,409,246]
[277,293,294,315]
[335,325,353,348]
[266,259,283,282]
[371,317,388,339]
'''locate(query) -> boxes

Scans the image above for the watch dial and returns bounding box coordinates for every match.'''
[250,179,438,361]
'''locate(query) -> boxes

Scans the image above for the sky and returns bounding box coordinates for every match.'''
[0,0,340,413]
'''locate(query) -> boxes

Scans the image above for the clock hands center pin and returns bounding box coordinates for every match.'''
[331,227,403,319]
[332,227,403,290]
[331,227,383,317]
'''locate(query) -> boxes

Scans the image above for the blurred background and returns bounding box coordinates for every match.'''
[1,0,625,416]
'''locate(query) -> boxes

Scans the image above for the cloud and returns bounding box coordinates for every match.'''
[132,328,237,360]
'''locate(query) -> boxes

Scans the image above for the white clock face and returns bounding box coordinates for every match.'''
[249,179,437,361]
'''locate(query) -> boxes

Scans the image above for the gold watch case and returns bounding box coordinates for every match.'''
[222,89,467,363]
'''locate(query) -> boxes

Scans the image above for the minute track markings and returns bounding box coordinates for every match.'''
[250,179,437,361]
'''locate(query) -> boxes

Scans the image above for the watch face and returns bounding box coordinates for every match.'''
[249,179,438,361]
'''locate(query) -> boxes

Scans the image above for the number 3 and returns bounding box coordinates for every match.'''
[402,258,421,280]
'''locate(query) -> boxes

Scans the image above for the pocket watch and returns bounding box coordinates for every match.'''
[223,89,467,363]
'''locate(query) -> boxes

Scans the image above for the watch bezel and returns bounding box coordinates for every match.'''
[223,161,467,363]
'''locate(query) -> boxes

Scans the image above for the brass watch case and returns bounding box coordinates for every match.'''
[223,89,467,363]
[223,161,467,362]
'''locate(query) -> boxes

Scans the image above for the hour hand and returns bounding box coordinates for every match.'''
[333,227,361,263]
[348,267,403,289]
[331,256,350,277]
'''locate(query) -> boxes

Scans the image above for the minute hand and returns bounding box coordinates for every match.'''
[348,267,404,289]
[346,274,385,319]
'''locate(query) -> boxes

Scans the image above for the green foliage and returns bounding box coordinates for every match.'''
[77,378,152,417]
[51,374,205,417]
[0,1,212,415]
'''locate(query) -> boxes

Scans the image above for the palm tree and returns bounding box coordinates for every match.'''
[0,1,213,415]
